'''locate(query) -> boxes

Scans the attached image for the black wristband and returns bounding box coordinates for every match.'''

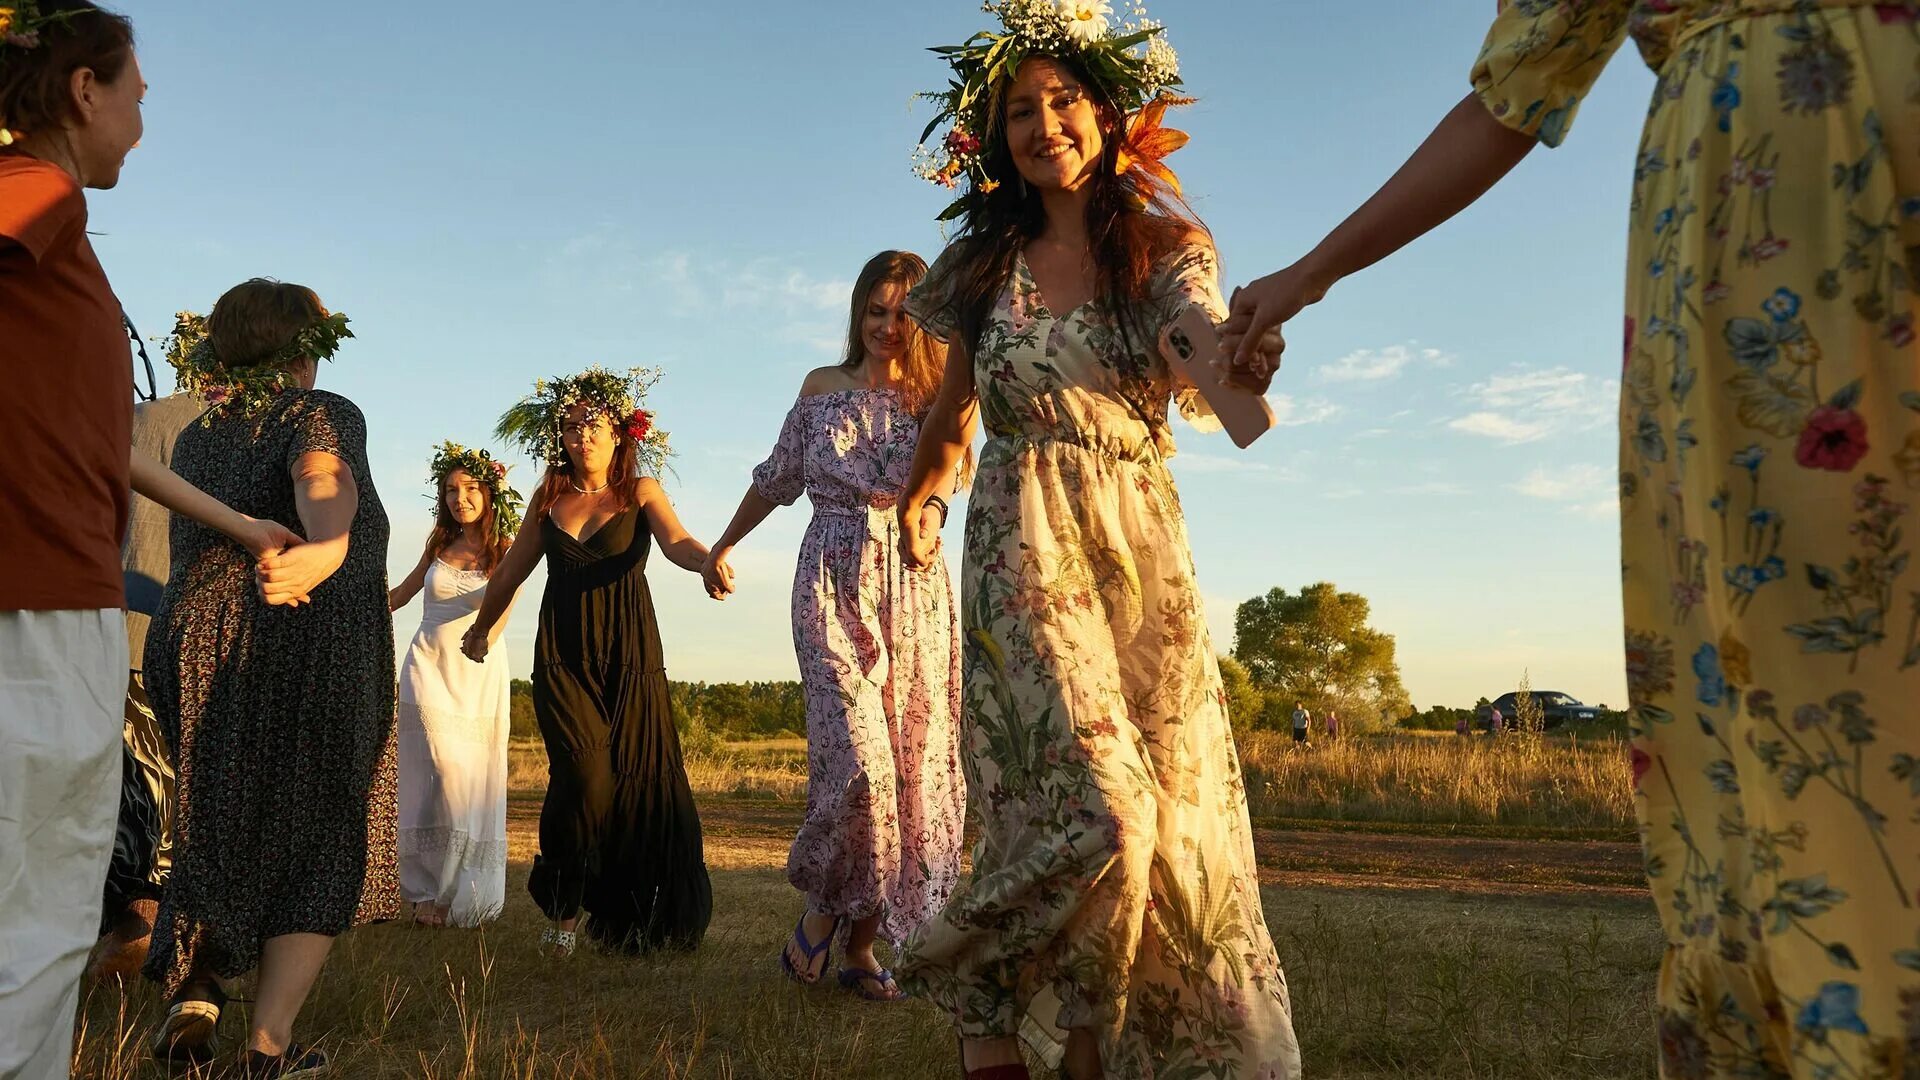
[924,494,950,527]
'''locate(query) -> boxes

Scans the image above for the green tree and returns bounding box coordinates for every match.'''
[1217,654,1267,730]
[1231,581,1411,732]
[509,678,538,739]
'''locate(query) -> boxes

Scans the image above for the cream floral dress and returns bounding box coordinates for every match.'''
[897,240,1301,1079]
[1474,1,1920,1075]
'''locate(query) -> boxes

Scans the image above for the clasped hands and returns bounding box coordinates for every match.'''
[235,518,341,609]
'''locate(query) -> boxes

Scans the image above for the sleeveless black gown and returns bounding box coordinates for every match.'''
[528,504,711,951]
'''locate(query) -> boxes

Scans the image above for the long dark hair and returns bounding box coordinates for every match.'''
[948,54,1208,356]
[427,473,510,575]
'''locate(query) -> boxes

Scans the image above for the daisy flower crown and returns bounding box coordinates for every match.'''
[0,1,83,146]
[163,309,354,423]
[496,365,672,476]
[913,0,1187,221]
[428,440,524,545]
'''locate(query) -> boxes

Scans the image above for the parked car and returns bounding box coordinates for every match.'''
[1479,691,1604,730]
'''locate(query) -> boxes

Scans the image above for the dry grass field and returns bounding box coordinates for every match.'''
[74,735,1661,1079]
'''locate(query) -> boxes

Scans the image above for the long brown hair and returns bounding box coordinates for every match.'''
[948,54,1208,357]
[0,1,134,143]
[427,472,510,574]
[840,251,945,416]
[530,422,643,521]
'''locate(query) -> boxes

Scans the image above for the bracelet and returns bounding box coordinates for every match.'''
[924,494,950,527]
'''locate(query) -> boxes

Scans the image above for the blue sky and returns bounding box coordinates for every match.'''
[96,2,1655,709]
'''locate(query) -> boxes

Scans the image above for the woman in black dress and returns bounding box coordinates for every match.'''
[465,366,712,955]
[144,279,396,1078]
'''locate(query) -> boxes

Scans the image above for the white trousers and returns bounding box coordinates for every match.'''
[0,610,126,1080]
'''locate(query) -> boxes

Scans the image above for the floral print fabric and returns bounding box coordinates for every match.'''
[896,242,1300,1079]
[1475,2,1920,1075]
[753,389,966,945]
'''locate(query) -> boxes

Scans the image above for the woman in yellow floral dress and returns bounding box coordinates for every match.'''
[1222,2,1920,1076]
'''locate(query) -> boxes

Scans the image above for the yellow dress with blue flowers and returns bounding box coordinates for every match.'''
[1474,1,1920,1075]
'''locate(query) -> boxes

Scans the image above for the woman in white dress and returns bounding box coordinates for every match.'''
[388,443,522,928]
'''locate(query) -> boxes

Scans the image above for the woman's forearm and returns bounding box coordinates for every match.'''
[904,395,973,510]
[713,487,779,553]
[1296,93,1538,297]
[472,521,542,632]
[663,536,710,573]
[130,451,254,544]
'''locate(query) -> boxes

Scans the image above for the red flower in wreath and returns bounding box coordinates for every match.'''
[1795,406,1869,472]
[625,408,653,441]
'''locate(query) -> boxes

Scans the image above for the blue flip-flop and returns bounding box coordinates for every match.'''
[837,965,907,1002]
[777,915,840,985]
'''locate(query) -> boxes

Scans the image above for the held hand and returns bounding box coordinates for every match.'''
[901,502,941,571]
[256,536,347,607]
[702,547,736,600]
[461,623,490,663]
[1219,262,1328,372]
[233,516,304,561]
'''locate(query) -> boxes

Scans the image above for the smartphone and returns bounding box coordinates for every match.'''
[1161,305,1277,449]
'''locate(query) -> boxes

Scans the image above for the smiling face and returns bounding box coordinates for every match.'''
[441,468,489,526]
[861,280,911,365]
[560,404,617,477]
[72,49,145,189]
[1002,56,1108,193]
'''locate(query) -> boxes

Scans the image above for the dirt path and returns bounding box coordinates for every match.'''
[509,794,1651,907]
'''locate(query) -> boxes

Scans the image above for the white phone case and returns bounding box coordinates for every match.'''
[1161,305,1277,449]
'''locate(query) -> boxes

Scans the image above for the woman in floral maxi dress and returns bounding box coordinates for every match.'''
[894,53,1300,1080]
[1220,3,1920,1075]
[704,251,968,1001]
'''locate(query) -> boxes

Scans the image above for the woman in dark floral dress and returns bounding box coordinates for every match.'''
[144,279,396,1079]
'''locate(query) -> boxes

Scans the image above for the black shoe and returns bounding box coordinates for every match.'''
[233,1044,329,1078]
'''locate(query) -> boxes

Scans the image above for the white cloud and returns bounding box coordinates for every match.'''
[546,229,853,354]
[1448,412,1552,443]
[1513,463,1619,521]
[1449,366,1616,444]
[1315,343,1452,384]
[1513,463,1612,501]
[1387,481,1469,496]
[1270,394,1341,427]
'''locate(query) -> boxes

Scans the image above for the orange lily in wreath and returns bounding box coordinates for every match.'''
[1114,94,1194,195]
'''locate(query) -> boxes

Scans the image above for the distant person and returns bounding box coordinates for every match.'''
[1489,706,1504,737]
[1324,711,1339,741]
[387,442,522,929]
[1454,714,1468,738]
[1291,702,1311,745]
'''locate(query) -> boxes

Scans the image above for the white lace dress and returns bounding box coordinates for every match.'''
[396,559,510,926]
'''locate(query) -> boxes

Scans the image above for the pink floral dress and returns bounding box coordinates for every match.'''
[752,388,966,945]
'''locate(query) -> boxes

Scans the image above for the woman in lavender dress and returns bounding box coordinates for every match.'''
[704,251,971,1001]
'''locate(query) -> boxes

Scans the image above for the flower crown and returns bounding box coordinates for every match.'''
[0,2,82,146]
[495,365,672,476]
[912,0,1186,220]
[163,309,354,422]
[428,440,524,545]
